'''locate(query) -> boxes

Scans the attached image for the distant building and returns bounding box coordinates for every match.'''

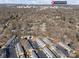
[52,1,67,5]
